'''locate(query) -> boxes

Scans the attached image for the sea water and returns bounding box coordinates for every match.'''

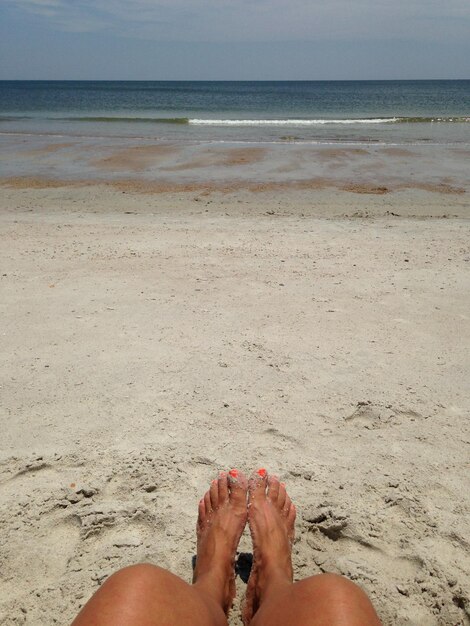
[1,80,469,146]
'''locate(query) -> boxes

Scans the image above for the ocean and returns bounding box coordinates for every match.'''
[1,80,470,145]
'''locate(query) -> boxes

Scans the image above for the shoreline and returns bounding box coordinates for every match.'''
[1,136,469,197]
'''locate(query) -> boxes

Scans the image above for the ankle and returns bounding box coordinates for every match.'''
[193,569,233,612]
[193,563,231,590]
[256,563,293,601]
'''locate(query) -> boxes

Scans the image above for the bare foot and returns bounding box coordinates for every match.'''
[243,469,296,625]
[193,469,248,614]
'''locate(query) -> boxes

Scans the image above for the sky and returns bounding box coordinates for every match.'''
[0,0,469,79]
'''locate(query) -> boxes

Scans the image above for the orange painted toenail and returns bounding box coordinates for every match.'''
[229,469,238,478]
[257,468,267,477]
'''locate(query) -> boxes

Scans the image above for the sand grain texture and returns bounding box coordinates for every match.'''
[0,186,469,626]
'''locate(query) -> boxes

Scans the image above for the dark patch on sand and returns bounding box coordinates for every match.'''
[342,183,390,195]
[380,148,414,157]
[313,148,369,161]
[92,144,179,172]
[0,175,466,197]
[247,179,331,193]
[1,176,86,190]
[409,182,466,195]
[162,147,267,172]
[223,147,267,166]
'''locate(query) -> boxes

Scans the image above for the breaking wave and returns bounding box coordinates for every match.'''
[1,116,469,126]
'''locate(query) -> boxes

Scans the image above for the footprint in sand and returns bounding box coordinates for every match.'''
[303,504,422,583]
[344,402,422,429]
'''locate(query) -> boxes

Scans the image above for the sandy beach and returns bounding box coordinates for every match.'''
[0,179,469,625]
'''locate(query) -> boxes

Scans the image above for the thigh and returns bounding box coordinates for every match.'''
[251,573,382,626]
[71,564,228,626]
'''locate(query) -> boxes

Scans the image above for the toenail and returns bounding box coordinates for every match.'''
[257,468,267,477]
[229,469,239,478]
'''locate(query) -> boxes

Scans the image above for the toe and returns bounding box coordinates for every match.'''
[267,474,280,503]
[228,469,248,507]
[277,481,287,510]
[210,478,219,509]
[249,468,268,504]
[288,502,296,524]
[218,471,229,504]
[197,497,206,531]
[283,494,291,516]
[287,503,296,542]
[204,491,212,514]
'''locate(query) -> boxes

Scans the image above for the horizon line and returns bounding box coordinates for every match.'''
[1,77,470,82]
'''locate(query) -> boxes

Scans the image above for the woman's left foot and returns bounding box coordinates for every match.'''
[193,470,248,613]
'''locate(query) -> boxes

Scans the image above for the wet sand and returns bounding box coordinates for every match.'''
[92,144,180,172]
[1,175,468,199]
[0,183,469,625]
[2,137,470,194]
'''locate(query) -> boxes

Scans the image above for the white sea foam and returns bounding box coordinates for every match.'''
[189,118,399,126]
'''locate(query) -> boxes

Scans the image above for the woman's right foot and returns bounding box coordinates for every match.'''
[193,469,248,615]
[243,470,296,625]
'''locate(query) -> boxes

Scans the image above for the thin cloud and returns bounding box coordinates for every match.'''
[6,0,470,42]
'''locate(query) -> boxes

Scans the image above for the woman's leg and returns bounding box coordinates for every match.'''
[243,471,382,626]
[71,563,228,626]
[72,470,248,626]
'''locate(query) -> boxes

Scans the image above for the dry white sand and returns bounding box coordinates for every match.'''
[0,185,469,625]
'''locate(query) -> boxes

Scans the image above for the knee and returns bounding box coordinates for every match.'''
[314,572,359,591]
[295,573,380,622]
[296,573,367,602]
[104,563,168,594]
